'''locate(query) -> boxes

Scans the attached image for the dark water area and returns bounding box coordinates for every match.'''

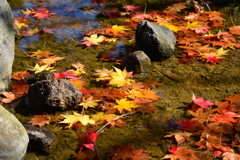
[7,0,240,159]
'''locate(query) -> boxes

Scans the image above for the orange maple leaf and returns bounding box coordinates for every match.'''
[39,56,65,66]
[11,71,29,81]
[28,115,50,127]
[11,83,30,98]
[30,50,54,58]
[32,9,55,19]
[142,89,161,101]
[0,92,16,103]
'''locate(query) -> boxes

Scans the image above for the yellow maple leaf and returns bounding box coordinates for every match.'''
[113,98,140,113]
[22,27,40,36]
[90,112,106,124]
[112,25,129,33]
[125,89,145,99]
[60,112,95,127]
[14,19,29,29]
[22,8,34,15]
[71,68,86,76]
[69,80,86,90]
[186,21,202,29]
[108,67,135,87]
[200,47,229,59]
[83,34,105,45]
[91,112,125,127]
[159,22,183,32]
[105,38,118,43]
[94,68,113,81]
[28,64,55,73]
[80,96,99,109]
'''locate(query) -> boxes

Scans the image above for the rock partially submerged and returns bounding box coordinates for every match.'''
[0,0,15,91]
[23,124,58,154]
[136,20,176,61]
[0,105,29,160]
[28,79,82,110]
[123,51,151,73]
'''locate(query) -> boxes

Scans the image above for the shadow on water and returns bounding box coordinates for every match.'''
[7,0,240,159]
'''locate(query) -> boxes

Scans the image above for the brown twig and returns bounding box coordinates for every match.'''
[230,13,235,26]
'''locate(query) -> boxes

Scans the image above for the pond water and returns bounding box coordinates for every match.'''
[7,0,240,159]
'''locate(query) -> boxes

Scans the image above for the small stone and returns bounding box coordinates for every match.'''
[28,79,82,110]
[136,20,176,61]
[123,50,151,73]
[23,124,58,154]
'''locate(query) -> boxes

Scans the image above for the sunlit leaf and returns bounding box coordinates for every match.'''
[113,98,140,113]
[60,112,95,127]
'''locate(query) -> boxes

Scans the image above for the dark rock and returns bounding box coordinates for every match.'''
[25,71,54,84]
[23,124,58,154]
[0,0,15,91]
[28,79,82,110]
[123,51,151,73]
[136,20,176,61]
[0,105,29,160]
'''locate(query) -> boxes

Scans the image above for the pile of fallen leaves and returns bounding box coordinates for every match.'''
[5,0,240,159]
[5,60,161,158]
[14,0,240,64]
[163,94,240,160]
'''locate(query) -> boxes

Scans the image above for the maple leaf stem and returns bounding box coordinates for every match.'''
[230,13,235,26]
[144,2,147,14]
[93,142,101,160]
[81,106,85,115]
[206,3,211,11]
[22,49,41,61]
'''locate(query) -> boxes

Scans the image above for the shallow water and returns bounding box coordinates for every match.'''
[8,0,240,159]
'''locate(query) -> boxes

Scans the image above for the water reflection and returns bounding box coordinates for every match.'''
[12,0,105,47]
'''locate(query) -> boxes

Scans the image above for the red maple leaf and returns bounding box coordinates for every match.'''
[206,54,222,64]
[210,101,240,123]
[32,7,55,19]
[79,127,99,151]
[90,0,105,6]
[177,120,199,132]
[192,93,213,109]
[211,110,239,123]
[122,5,141,12]
[54,71,75,79]
[104,10,120,18]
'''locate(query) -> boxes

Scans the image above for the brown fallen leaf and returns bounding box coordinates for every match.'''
[28,115,50,127]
